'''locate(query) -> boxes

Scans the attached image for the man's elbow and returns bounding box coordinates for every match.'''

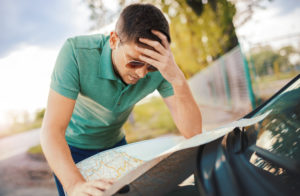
[40,125,50,151]
[181,128,202,139]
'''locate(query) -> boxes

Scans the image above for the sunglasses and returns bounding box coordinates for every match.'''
[125,60,158,72]
[118,38,158,72]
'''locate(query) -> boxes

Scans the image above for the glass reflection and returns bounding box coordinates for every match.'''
[250,152,285,176]
[251,78,300,161]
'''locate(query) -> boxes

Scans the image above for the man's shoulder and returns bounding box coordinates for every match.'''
[67,34,110,49]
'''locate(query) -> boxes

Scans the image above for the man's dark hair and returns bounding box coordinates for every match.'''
[116,3,171,46]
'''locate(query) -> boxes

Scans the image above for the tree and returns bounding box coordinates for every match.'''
[35,108,45,121]
[249,45,298,76]
[85,0,239,78]
[229,0,273,28]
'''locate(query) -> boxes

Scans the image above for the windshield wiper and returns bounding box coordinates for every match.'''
[231,127,248,154]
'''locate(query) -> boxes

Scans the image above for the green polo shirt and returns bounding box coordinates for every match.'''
[50,34,174,149]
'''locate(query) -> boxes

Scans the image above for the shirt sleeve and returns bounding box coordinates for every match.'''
[157,78,174,98]
[50,38,80,100]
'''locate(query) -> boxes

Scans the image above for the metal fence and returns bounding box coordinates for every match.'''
[188,45,255,114]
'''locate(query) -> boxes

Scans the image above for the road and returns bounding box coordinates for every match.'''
[0,102,242,162]
[0,128,41,161]
[0,104,241,196]
[255,78,292,100]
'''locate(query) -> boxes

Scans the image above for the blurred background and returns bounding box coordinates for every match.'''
[0,0,299,195]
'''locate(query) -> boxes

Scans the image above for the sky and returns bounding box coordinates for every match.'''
[234,0,300,50]
[0,0,94,126]
[0,0,299,127]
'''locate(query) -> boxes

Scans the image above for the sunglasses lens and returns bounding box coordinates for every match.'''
[126,61,145,68]
[126,61,158,72]
[147,65,158,72]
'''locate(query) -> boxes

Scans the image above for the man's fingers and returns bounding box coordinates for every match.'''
[69,179,113,196]
[105,178,115,184]
[139,55,163,69]
[151,30,170,49]
[138,38,166,55]
[84,186,104,196]
[136,46,163,61]
[98,178,114,185]
[90,179,113,189]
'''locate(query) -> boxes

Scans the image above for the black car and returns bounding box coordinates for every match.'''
[193,74,300,196]
[167,74,300,196]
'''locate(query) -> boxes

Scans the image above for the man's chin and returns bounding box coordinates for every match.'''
[127,76,139,84]
[119,76,138,85]
[126,80,138,84]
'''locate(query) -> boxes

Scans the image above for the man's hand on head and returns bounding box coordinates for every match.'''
[136,30,186,86]
[136,30,203,137]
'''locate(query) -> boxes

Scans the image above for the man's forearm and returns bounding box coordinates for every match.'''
[172,79,202,138]
[40,127,86,193]
[133,30,202,137]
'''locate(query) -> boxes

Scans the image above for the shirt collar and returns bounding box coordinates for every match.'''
[98,37,118,81]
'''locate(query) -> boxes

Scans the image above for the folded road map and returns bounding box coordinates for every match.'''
[74,110,271,196]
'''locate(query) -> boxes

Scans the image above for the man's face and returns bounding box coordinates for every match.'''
[110,32,155,85]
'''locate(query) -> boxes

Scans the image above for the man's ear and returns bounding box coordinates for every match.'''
[109,31,119,50]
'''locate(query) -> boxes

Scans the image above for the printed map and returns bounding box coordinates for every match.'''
[75,111,271,196]
[77,150,144,181]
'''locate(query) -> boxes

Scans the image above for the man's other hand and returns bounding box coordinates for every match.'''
[68,179,114,196]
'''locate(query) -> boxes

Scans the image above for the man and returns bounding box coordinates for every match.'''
[40,3,202,196]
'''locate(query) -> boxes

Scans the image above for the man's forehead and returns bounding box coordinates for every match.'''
[125,40,156,52]
[122,42,155,62]
[137,41,155,50]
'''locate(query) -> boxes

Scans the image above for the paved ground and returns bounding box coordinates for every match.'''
[0,128,41,161]
[0,128,57,196]
[0,153,57,196]
[254,78,291,100]
[0,105,243,196]
[201,104,244,130]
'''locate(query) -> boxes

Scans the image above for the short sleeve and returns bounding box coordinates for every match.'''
[157,78,174,98]
[50,39,80,100]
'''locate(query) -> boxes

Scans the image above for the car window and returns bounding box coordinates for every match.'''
[248,78,300,162]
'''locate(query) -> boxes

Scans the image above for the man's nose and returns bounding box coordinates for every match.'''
[135,66,148,78]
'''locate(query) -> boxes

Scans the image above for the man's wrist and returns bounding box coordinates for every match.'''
[170,72,187,87]
[65,176,86,194]
[170,71,186,88]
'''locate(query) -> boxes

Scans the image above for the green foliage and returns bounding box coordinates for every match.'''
[85,0,238,78]
[0,108,45,138]
[35,108,45,121]
[163,0,238,78]
[249,45,299,77]
[135,98,176,131]
[0,119,43,139]
[27,144,43,154]
[123,97,178,143]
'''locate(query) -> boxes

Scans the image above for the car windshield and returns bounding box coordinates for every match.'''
[248,77,300,161]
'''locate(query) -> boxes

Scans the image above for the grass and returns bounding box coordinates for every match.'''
[27,144,43,154]
[27,96,178,154]
[15,72,300,155]
[0,119,43,139]
[251,72,300,105]
[253,71,299,84]
[124,96,179,143]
